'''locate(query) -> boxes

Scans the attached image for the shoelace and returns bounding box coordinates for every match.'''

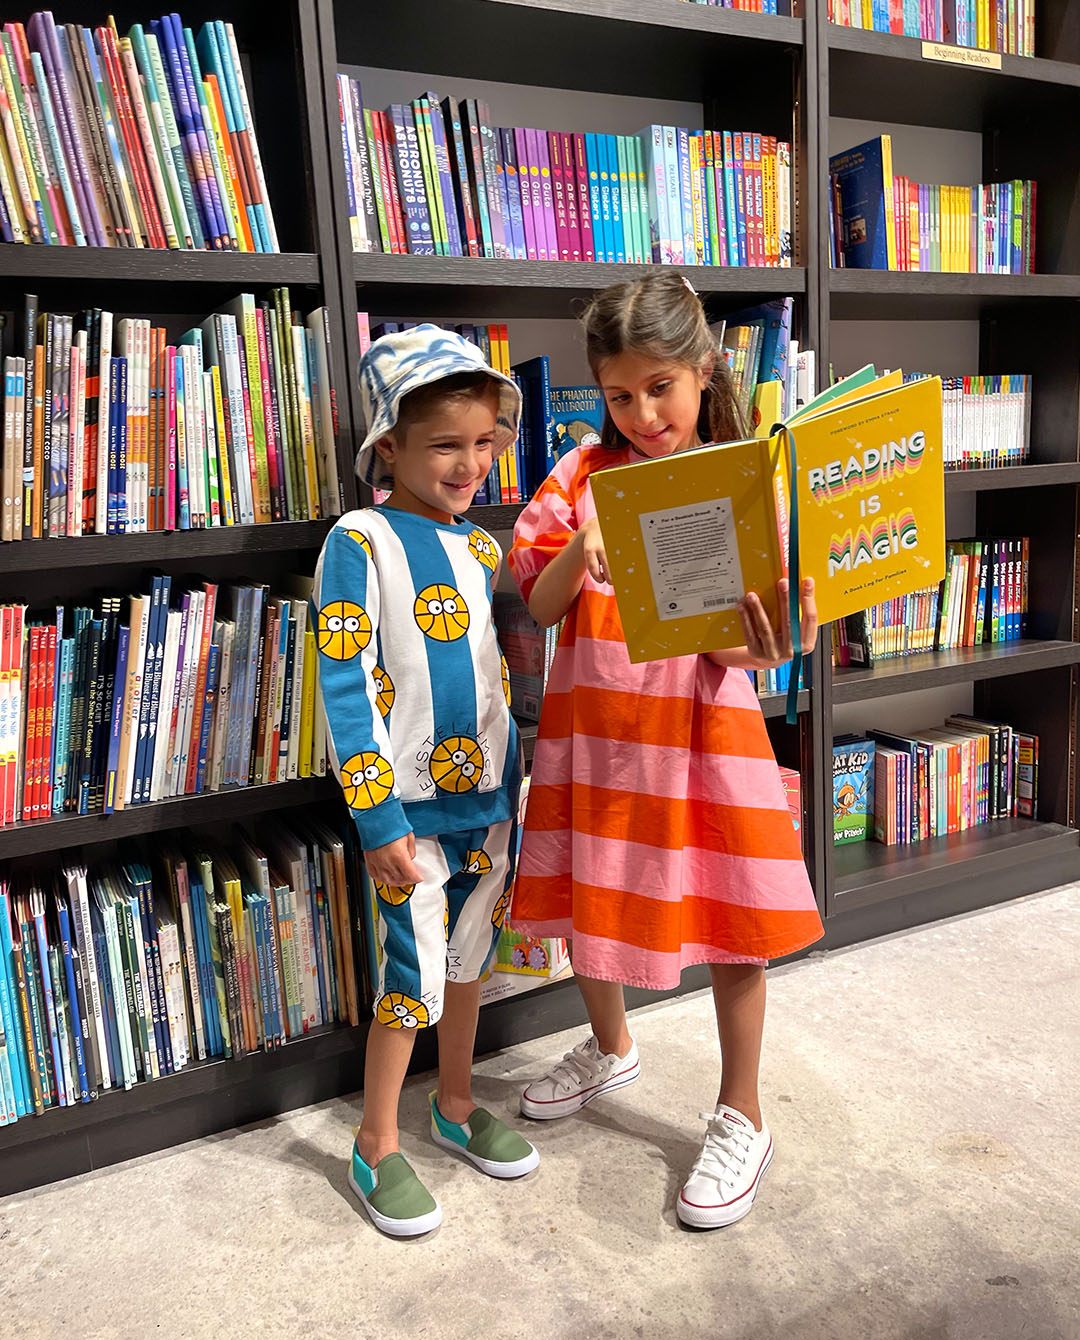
[545,1038,604,1093]
[690,1111,753,1190]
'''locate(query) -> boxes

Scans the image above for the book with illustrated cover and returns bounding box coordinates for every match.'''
[833,735,875,845]
[592,368,946,662]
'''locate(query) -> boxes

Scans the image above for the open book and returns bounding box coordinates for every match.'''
[591,368,946,664]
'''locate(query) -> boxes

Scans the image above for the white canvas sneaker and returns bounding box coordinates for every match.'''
[520,1035,641,1120]
[677,1104,774,1229]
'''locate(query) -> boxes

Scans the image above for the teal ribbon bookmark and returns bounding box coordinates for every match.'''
[775,424,804,726]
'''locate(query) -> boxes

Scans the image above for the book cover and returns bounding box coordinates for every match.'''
[833,735,875,845]
[829,135,897,270]
[550,384,603,458]
[592,371,945,661]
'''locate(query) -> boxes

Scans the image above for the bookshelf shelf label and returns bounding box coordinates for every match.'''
[921,42,1002,71]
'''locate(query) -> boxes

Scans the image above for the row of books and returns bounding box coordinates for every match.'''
[338,79,793,268]
[935,372,1031,470]
[0,576,328,829]
[827,0,1035,56]
[0,289,341,542]
[493,592,561,724]
[832,536,1030,667]
[752,660,805,697]
[685,0,786,9]
[711,296,817,430]
[833,719,1037,853]
[0,13,277,250]
[829,136,1035,273]
[0,824,367,1119]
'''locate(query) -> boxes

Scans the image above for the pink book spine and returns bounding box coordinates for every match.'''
[524,129,550,260]
[573,132,595,263]
[165,346,177,531]
[536,130,558,262]
[514,126,538,261]
[548,131,571,262]
[560,132,582,262]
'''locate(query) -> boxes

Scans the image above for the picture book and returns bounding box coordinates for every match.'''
[833,735,875,845]
[590,368,946,663]
[828,136,897,271]
[550,384,603,458]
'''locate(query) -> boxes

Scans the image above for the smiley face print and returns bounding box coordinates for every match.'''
[372,665,395,717]
[465,848,493,877]
[375,880,415,906]
[414,584,470,642]
[375,991,429,1030]
[341,751,395,809]
[468,529,498,573]
[429,735,484,793]
[344,528,373,559]
[500,654,512,707]
[317,600,371,660]
[491,887,511,929]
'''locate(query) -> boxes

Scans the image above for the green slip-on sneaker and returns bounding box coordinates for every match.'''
[430,1093,540,1179]
[348,1146,443,1237]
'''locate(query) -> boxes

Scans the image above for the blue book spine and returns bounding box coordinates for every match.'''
[721,132,739,266]
[268,896,287,1046]
[640,127,668,264]
[597,135,614,262]
[32,911,67,1105]
[661,126,683,265]
[195,641,220,793]
[92,923,121,1088]
[248,900,268,1048]
[606,135,625,264]
[583,133,604,262]
[104,623,130,814]
[180,22,232,247]
[131,578,161,806]
[117,356,129,533]
[51,637,72,815]
[389,103,435,255]
[212,20,269,250]
[134,875,171,1075]
[190,874,222,1055]
[829,138,890,270]
[165,14,225,248]
[676,127,695,266]
[0,889,31,1116]
[56,899,90,1102]
[733,134,749,267]
[140,576,172,805]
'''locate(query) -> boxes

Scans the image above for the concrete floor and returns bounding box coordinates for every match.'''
[2,885,1078,1340]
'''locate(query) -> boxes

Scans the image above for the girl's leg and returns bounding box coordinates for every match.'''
[710,962,766,1128]
[356,1021,417,1166]
[436,979,483,1123]
[576,972,634,1057]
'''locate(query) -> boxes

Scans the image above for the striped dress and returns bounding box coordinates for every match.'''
[507,445,824,990]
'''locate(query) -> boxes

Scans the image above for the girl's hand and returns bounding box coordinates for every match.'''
[737,577,818,669]
[576,516,610,585]
[364,833,422,888]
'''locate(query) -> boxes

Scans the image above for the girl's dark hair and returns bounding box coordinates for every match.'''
[580,270,747,450]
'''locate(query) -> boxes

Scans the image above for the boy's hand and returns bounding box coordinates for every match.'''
[576,517,610,585]
[738,577,819,668]
[364,833,423,888]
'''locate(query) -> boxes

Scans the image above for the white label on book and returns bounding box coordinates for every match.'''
[921,42,1002,71]
[639,497,744,621]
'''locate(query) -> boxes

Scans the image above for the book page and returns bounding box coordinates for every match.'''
[640,497,744,621]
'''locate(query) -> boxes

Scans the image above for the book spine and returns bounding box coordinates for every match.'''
[572,132,595,264]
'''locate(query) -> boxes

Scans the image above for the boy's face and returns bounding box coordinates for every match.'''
[377,391,498,523]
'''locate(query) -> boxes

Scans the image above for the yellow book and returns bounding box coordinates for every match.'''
[880,134,897,271]
[223,871,257,1053]
[210,364,235,526]
[751,380,783,439]
[592,372,945,663]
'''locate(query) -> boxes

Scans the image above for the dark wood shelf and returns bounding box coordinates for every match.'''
[355,254,806,318]
[833,817,1080,909]
[946,464,1080,492]
[469,502,528,531]
[0,246,321,286]
[761,689,810,718]
[338,0,802,101]
[0,777,337,860]
[0,520,337,575]
[827,24,1080,130]
[831,640,1080,703]
[829,270,1080,319]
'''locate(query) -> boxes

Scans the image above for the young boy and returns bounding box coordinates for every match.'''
[314,325,537,1238]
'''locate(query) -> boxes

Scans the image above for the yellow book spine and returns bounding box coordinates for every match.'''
[298,627,316,778]
[763,141,777,267]
[292,324,321,518]
[201,74,245,251]
[880,135,897,271]
[0,42,40,242]
[210,364,235,526]
[227,877,257,1053]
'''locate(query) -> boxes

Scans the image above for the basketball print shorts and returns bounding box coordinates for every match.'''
[369,818,517,1032]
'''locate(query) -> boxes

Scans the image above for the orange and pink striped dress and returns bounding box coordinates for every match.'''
[507,445,824,990]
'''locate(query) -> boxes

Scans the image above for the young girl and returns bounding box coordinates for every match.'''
[506,271,824,1229]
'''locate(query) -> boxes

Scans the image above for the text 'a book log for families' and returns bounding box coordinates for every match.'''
[591,369,947,683]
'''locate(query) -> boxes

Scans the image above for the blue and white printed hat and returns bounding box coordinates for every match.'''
[355,323,522,487]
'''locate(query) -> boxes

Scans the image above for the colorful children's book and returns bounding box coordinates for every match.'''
[591,369,946,664]
[833,735,875,845]
[829,135,897,270]
[549,384,603,458]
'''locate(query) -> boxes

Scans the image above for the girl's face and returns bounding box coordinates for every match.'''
[599,350,712,458]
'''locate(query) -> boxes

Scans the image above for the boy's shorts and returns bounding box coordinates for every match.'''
[370,817,516,1031]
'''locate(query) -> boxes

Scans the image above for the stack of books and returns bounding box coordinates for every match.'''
[871,717,1038,847]
[0,13,277,250]
[832,536,1030,667]
[337,78,793,268]
[827,0,1035,56]
[0,575,329,828]
[0,827,368,1119]
[0,289,341,542]
[829,136,1035,273]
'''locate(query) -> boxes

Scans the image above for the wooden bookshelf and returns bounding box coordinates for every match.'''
[4,0,1079,1193]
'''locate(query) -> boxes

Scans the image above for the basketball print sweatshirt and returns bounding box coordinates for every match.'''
[313,506,521,850]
